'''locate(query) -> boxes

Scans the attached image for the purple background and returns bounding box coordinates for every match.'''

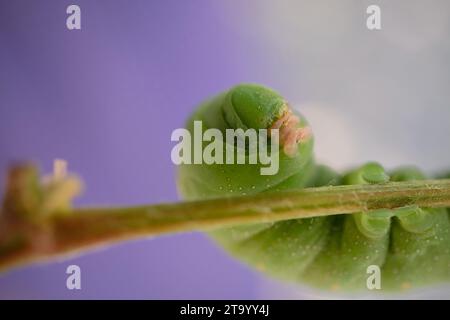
[0,0,281,299]
[1,0,450,299]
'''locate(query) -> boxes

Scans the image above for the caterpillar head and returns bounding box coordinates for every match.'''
[178,84,314,199]
[222,84,312,157]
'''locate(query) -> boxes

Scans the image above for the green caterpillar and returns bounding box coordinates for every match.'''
[177,84,450,292]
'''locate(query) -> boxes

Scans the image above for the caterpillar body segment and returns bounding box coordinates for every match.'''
[177,84,450,291]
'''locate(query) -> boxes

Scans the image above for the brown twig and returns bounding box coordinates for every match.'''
[1,164,449,273]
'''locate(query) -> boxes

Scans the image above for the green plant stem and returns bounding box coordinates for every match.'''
[1,179,450,272]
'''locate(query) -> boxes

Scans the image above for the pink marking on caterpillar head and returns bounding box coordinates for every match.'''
[269,104,312,157]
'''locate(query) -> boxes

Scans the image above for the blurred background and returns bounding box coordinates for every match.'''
[0,0,449,299]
